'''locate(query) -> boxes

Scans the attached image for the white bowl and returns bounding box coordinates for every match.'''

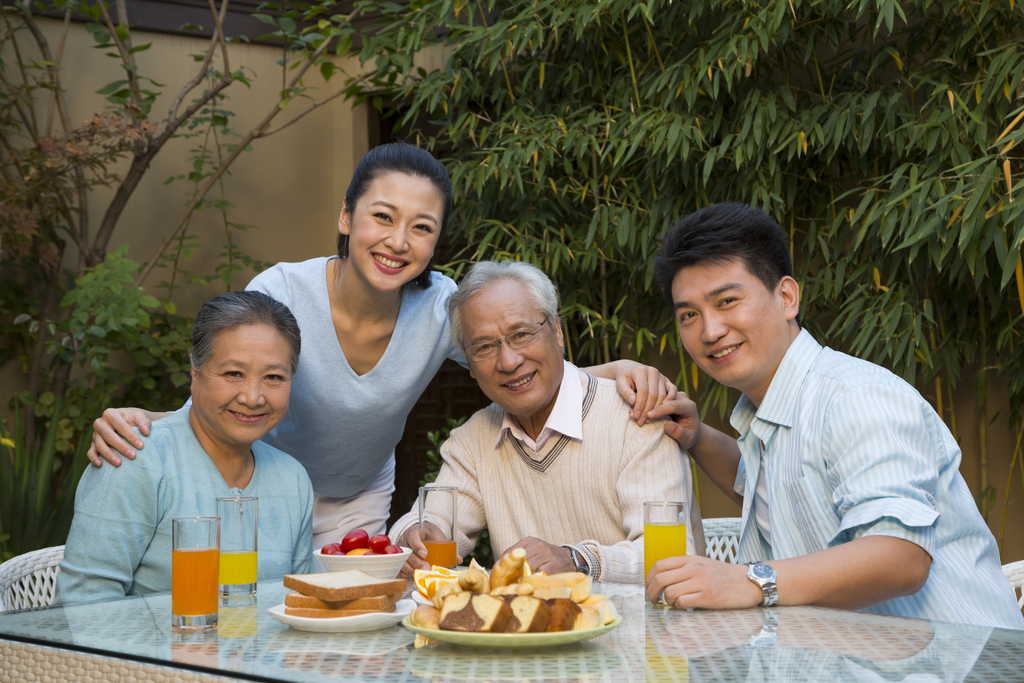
[313,547,412,579]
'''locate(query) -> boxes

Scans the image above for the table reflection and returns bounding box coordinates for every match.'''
[1,579,1022,683]
[262,626,414,677]
[405,642,624,682]
[644,605,1005,683]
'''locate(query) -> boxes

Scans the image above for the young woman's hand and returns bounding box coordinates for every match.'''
[86,407,168,467]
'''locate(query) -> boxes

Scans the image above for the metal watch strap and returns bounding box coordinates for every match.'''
[567,546,590,576]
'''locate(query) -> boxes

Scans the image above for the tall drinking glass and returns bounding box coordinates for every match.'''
[644,501,687,604]
[419,485,457,569]
[172,516,220,630]
[217,496,258,596]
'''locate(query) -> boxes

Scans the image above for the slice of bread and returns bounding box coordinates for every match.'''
[284,591,402,611]
[284,605,396,619]
[283,569,406,602]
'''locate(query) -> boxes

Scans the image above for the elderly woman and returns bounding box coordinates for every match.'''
[55,291,313,604]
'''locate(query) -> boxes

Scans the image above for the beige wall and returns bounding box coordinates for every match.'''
[27,18,370,315]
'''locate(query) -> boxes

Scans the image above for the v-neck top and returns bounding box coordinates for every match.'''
[246,257,466,497]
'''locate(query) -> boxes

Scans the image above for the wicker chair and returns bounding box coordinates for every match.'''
[0,545,64,612]
[702,517,742,563]
[1003,560,1024,610]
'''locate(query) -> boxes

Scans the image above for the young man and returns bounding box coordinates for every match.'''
[645,203,1023,630]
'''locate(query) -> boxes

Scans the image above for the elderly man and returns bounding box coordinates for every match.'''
[389,260,704,583]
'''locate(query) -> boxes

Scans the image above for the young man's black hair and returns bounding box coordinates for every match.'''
[655,203,794,305]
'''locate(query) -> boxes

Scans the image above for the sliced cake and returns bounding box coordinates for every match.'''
[503,595,552,633]
[439,593,512,632]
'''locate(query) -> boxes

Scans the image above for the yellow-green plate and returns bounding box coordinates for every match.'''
[400,616,621,648]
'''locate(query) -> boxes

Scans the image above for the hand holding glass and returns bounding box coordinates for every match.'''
[418,485,457,569]
[644,501,687,604]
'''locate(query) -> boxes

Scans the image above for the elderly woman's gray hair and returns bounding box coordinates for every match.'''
[191,291,301,374]
[447,260,560,350]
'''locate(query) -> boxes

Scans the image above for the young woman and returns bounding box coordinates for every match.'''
[86,142,675,547]
[57,291,313,603]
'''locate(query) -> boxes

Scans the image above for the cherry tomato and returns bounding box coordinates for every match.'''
[321,543,343,555]
[341,529,370,553]
[368,534,391,554]
[382,545,404,555]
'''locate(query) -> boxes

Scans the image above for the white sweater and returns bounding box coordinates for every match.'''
[390,369,705,584]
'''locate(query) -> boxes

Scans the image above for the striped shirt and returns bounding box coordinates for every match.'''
[731,330,1024,630]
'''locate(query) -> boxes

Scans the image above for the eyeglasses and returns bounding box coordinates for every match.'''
[462,320,549,362]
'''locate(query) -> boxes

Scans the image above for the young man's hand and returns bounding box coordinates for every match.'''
[646,394,703,449]
[646,556,763,609]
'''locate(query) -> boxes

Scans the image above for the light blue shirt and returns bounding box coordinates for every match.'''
[56,410,314,604]
[731,329,1024,630]
[247,258,466,498]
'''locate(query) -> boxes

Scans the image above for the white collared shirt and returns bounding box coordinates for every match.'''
[495,359,583,451]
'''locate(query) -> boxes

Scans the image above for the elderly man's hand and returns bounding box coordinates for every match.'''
[396,522,463,577]
[504,537,577,575]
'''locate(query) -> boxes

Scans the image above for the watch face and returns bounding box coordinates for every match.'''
[750,563,775,581]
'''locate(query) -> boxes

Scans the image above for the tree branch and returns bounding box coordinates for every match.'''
[168,0,232,127]
[97,0,142,110]
[259,81,358,138]
[208,0,231,75]
[89,76,235,265]
[135,35,343,285]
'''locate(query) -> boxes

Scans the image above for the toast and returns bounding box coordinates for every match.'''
[283,569,406,602]
[284,605,396,619]
[284,591,402,611]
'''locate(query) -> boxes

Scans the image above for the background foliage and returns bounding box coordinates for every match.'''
[0,0,366,558]
[356,0,1024,527]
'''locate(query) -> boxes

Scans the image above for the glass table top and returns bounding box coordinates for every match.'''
[2,580,1023,682]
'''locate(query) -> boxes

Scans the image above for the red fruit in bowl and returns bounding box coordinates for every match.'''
[382,545,404,555]
[341,529,370,553]
[321,543,343,555]
[368,534,391,554]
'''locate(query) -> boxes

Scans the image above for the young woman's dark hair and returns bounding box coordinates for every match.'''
[654,203,794,305]
[337,142,453,289]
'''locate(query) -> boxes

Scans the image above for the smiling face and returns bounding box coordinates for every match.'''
[189,323,293,458]
[462,279,566,437]
[671,259,800,407]
[339,171,445,293]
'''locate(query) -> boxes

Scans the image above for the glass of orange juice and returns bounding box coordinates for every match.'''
[644,501,687,604]
[217,497,258,597]
[172,516,220,630]
[419,485,457,569]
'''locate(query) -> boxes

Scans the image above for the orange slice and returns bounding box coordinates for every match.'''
[413,567,458,597]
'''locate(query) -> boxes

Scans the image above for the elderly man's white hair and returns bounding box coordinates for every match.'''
[448,260,560,351]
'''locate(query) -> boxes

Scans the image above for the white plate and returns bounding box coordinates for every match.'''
[267,599,415,633]
[411,591,432,606]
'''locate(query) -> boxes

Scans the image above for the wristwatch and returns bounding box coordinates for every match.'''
[746,561,778,606]
[567,546,591,576]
